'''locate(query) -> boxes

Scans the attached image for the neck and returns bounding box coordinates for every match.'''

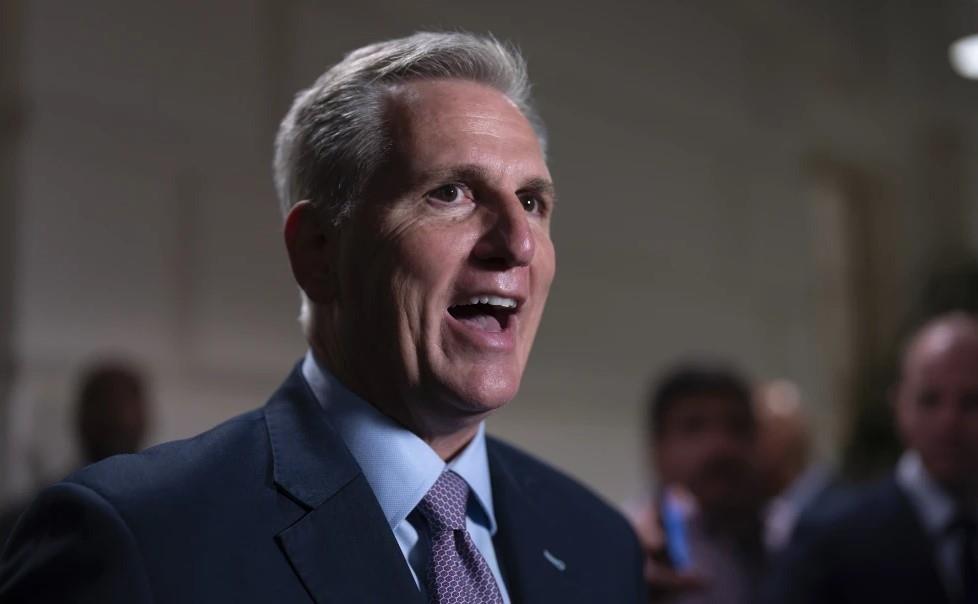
[426,425,480,461]
[703,506,764,553]
[308,338,483,462]
[370,389,485,461]
[915,454,978,504]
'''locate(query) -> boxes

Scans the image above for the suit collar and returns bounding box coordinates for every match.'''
[275,474,426,604]
[267,366,578,603]
[487,439,588,604]
[264,363,424,604]
[299,352,498,534]
[896,450,974,537]
[264,362,360,508]
[882,475,954,604]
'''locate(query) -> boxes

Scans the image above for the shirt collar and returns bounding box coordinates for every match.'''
[780,462,833,508]
[301,351,497,535]
[896,450,958,536]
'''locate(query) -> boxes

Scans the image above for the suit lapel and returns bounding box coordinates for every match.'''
[276,474,424,604]
[264,365,424,604]
[886,479,952,604]
[487,443,586,604]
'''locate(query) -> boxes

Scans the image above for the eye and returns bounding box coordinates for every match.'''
[427,183,469,204]
[520,195,543,214]
[678,414,707,436]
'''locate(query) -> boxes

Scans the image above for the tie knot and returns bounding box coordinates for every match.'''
[418,470,470,532]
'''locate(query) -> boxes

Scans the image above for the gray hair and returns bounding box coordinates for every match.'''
[273,31,547,225]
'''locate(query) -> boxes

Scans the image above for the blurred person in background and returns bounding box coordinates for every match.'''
[627,361,766,603]
[754,379,836,553]
[763,311,978,604]
[74,361,151,465]
[0,32,646,603]
[0,360,150,547]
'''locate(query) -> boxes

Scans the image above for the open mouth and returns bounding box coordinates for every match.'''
[447,295,518,333]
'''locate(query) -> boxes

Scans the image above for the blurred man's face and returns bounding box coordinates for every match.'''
[79,374,148,463]
[655,394,757,515]
[896,326,978,494]
[331,79,556,425]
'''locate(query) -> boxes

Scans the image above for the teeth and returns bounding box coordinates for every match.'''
[464,295,517,309]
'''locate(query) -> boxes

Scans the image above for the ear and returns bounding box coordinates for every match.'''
[887,382,899,412]
[284,200,337,304]
[650,440,666,476]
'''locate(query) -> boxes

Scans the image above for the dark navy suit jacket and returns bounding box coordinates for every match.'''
[0,365,646,603]
[762,475,950,604]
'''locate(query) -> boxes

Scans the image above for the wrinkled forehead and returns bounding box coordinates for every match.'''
[384,79,545,159]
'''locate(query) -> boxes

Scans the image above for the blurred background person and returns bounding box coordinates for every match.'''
[627,361,765,603]
[763,311,978,604]
[74,361,151,465]
[754,379,837,553]
[0,360,150,547]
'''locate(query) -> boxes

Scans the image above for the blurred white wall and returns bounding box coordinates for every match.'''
[3,0,977,503]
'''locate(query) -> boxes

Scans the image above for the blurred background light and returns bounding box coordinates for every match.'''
[950,33,978,79]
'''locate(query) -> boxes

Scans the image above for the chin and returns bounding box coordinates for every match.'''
[439,368,523,416]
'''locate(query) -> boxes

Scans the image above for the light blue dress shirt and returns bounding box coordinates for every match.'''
[301,352,511,603]
[896,450,978,600]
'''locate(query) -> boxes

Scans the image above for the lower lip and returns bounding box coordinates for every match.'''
[445,311,517,352]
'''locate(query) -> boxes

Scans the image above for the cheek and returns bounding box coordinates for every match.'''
[523,239,556,335]
[399,218,472,276]
[964,415,978,442]
[533,236,557,289]
[391,231,470,327]
[659,441,693,474]
[895,401,918,441]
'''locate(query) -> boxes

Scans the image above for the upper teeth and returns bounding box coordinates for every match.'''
[465,295,517,309]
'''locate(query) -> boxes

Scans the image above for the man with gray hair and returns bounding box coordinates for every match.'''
[0,32,646,603]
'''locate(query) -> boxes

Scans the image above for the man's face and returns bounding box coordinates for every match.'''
[332,79,555,425]
[896,330,978,493]
[654,394,757,515]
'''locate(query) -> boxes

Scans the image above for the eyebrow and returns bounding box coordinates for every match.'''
[519,177,558,205]
[420,164,558,204]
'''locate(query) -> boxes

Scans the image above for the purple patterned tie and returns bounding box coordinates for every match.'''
[416,470,504,604]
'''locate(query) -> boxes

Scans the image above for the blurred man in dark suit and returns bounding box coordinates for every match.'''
[627,361,765,604]
[0,361,150,547]
[764,311,978,604]
[0,32,646,603]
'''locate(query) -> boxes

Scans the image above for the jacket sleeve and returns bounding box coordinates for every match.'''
[0,481,153,603]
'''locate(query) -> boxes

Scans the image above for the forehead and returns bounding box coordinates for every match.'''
[384,79,546,171]
[905,327,978,380]
[663,394,754,427]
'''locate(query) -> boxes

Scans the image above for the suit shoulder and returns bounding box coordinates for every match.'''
[794,476,905,544]
[487,437,646,601]
[66,407,268,506]
[0,481,154,602]
[486,436,635,539]
[486,436,608,507]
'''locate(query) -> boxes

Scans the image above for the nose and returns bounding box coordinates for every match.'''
[473,196,535,268]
